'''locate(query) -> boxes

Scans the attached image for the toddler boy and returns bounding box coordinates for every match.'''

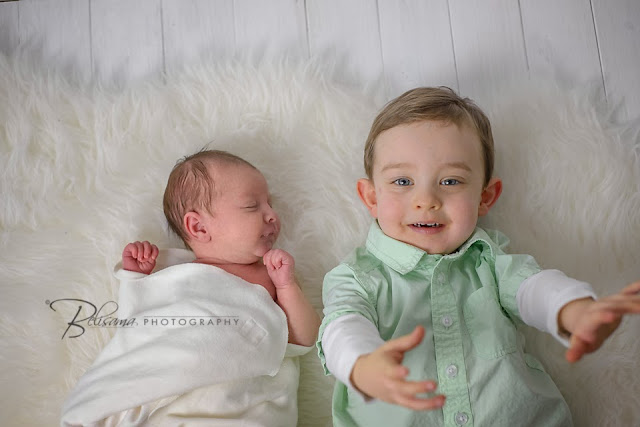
[317,87,640,427]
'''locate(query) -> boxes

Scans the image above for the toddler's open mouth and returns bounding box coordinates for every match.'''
[412,222,442,228]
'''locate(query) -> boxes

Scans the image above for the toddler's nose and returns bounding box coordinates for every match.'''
[414,188,441,210]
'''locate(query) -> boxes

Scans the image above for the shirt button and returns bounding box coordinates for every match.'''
[455,412,469,425]
[441,315,453,328]
[446,364,458,378]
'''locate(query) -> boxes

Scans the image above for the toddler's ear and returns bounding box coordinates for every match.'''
[478,177,502,216]
[357,178,379,218]
[183,212,210,242]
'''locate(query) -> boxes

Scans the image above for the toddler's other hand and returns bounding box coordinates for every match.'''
[122,241,158,275]
[351,326,446,411]
[564,280,640,363]
[263,249,296,289]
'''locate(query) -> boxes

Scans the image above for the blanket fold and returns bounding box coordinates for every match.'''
[61,249,296,426]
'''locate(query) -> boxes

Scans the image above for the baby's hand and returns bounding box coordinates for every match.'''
[263,249,296,289]
[563,281,640,363]
[351,326,446,410]
[122,241,158,275]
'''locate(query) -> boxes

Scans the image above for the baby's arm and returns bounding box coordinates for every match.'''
[558,280,640,362]
[122,241,158,274]
[262,248,320,346]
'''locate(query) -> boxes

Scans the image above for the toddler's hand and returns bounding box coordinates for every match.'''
[564,281,640,363]
[351,326,446,410]
[263,249,296,289]
[122,241,158,275]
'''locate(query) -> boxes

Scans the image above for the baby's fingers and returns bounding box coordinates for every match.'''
[150,244,159,260]
[123,242,141,258]
[262,250,280,269]
[141,241,153,259]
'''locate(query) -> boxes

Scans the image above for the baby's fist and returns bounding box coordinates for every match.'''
[263,249,296,289]
[122,241,158,275]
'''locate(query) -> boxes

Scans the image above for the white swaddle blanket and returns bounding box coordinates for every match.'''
[61,249,310,426]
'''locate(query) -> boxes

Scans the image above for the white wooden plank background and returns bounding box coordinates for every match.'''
[0,1,18,56]
[90,0,164,85]
[448,0,529,104]
[378,0,458,95]
[162,0,235,70]
[18,0,91,80]
[307,0,384,87]
[591,0,640,120]
[520,0,603,87]
[1,0,638,118]
[235,0,308,58]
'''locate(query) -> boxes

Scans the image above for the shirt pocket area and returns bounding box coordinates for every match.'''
[463,286,518,358]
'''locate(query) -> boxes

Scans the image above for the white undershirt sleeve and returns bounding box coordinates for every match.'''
[516,269,597,345]
[322,314,384,399]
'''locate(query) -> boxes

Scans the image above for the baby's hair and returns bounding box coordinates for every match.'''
[163,149,257,246]
[364,86,495,186]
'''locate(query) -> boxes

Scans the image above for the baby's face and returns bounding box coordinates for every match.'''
[360,120,487,255]
[200,163,280,264]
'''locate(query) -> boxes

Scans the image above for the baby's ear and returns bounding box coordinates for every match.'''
[357,178,379,218]
[183,212,210,242]
[478,177,502,216]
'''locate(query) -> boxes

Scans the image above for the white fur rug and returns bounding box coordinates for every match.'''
[0,53,639,427]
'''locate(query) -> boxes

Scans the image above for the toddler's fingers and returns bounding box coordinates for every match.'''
[386,364,409,380]
[151,244,159,260]
[382,326,425,353]
[591,300,640,316]
[566,336,591,363]
[621,281,640,295]
[396,394,446,411]
[392,379,438,397]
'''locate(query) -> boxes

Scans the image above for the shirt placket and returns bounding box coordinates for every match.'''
[430,260,473,427]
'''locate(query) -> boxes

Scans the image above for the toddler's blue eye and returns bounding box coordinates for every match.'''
[441,178,459,186]
[393,178,413,186]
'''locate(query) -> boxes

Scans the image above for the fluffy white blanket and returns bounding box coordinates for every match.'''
[0,53,639,427]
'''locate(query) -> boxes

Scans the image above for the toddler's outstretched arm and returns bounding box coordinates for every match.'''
[350,325,446,411]
[122,241,158,274]
[263,249,321,346]
[559,280,640,362]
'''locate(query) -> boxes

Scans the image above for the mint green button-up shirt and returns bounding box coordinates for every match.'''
[318,222,572,427]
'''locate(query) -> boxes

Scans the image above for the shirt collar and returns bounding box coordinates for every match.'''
[365,221,496,275]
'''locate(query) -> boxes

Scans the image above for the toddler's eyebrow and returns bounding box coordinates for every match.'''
[380,162,412,173]
[444,162,472,172]
[380,161,472,173]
